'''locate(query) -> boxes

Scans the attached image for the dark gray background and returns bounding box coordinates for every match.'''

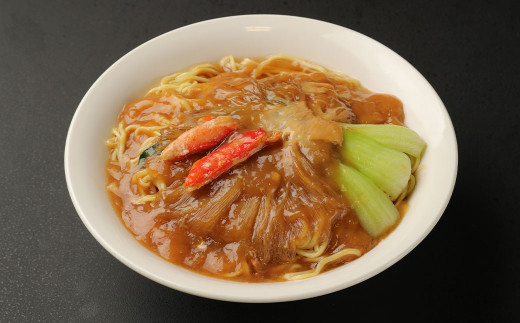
[1,0,519,321]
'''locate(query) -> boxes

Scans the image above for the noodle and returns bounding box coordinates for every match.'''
[284,248,362,280]
[148,63,220,95]
[105,55,415,281]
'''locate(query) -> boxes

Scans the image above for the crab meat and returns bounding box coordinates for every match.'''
[185,129,282,191]
[197,116,214,124]
[160,116,238,161]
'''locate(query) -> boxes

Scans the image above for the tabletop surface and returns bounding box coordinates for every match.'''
[1,0,519,321]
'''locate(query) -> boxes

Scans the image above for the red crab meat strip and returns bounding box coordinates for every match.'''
[160,116,238,161]
[185,129,282,191]
[197,116,214,124]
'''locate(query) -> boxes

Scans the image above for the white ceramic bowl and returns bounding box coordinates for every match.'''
[65,15,457,302]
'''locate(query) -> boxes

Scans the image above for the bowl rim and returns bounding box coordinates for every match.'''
[64,14,458,302]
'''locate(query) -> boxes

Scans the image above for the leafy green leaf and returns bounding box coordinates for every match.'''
[137,143,159,168]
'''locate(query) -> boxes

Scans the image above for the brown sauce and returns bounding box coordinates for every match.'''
[106,58,405,282]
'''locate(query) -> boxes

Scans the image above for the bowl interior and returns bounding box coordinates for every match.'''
[65,15,457,302]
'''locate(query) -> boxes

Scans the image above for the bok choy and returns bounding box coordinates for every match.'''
[335,123,426,237]
[340,124,426,159]
[336,163,399,237]
[341,130,411,201]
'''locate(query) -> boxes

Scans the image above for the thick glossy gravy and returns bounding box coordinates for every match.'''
[106,58,404,281]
